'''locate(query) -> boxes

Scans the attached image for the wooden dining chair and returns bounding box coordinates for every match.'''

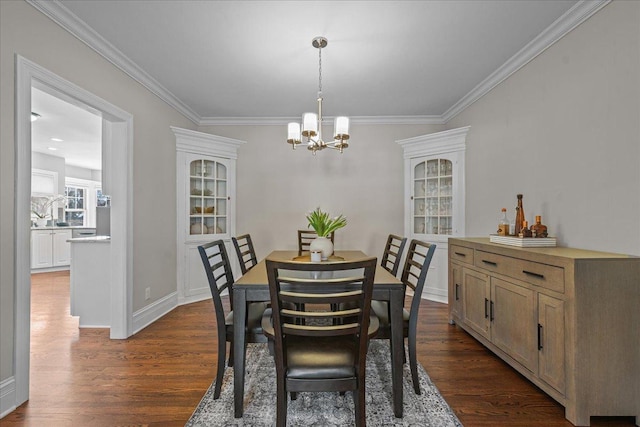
[232,233,258,274]
[381,234,407,277]
[197,239,269,399]
[262,257,378,427]
[297,229,335,256]
[371,239,436,394]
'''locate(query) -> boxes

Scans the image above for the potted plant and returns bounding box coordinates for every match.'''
[305,207,347,259]
[31,194,66,227]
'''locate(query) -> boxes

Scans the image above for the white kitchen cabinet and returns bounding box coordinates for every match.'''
[173,127,245,305]
[397,127,468,303]
[31,228,72,269]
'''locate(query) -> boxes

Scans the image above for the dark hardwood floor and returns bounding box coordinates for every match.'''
[2,271,634,426]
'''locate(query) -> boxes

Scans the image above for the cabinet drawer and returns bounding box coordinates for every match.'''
[475,250,564,293]
[450,244,474,265]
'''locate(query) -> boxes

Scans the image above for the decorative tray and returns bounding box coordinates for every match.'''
[489,234,557,247]
[291,255,345,262]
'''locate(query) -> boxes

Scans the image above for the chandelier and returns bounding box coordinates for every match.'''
[287,37,350,155]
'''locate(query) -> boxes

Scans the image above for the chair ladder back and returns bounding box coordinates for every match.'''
[381,234,407,276]
[266,257,376,347]
[297,229,335,256]
[198,240,235,314]
[400,239,436,306]
[232,233,258,274]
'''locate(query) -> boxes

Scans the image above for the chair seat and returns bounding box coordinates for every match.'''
[225,301,269,335]
[370,300,410,329]
[286,336,357,379]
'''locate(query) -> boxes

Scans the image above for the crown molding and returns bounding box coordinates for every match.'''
[442,0,611,122]
[28,0,609,128]
[199,115,445,126]
[26,0,201,124]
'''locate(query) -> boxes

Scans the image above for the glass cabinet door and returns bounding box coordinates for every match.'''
[189,158,227,236]
[413,158,453,236]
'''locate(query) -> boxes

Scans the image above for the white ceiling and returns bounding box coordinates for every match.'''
[30,0,586,169]
[31,87,102,171]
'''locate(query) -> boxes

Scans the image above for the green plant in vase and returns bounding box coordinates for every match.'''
[306,207,347,259]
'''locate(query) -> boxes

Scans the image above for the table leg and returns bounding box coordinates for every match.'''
[389,288,404,418]
[233,288,247,418]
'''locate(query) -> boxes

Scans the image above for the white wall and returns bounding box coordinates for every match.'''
[0,0,195,388]
[447,0,640,256]
[197,123,444,259]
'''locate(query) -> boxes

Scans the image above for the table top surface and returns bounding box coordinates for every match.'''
[235,250,402,287]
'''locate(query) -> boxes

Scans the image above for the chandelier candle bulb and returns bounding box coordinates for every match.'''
[334,116,350,139]
[287,122,301,147]
[302,113,318,137]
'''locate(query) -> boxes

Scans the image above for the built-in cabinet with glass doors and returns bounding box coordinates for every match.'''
[398,127,468,303]
[174,127,245,305]
[188,158,228,236]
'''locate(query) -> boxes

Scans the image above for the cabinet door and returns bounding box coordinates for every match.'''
[462,268,490,340]
[187,156,231,239]
[31,230,53,269]
[538,294,565,394]
[449,262,463,322]
[411,156,460,237]
[491,277,537,373]
[52,230,72,266]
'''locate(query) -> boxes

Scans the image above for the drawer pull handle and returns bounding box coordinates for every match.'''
[538,324,543,350]
[523,270,545,279]
[484,298,489,319]
[455,283,460,300]
[454,252,466,257]
[490,301,494,321]
[482,260,497,267]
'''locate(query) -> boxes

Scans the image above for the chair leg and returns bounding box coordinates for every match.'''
[276,378,287,427]
[227,340,234,368]
[354,383,366,427]
[214,340,227,399]
[408,334,420,394]
[290,392,297,400]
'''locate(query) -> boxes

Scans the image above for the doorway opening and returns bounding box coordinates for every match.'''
[15,55,133,407]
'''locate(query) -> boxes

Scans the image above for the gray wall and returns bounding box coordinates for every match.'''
[0,0,195,384]
[447,0,640,256]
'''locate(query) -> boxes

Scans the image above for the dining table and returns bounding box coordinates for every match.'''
[232,250,406,418]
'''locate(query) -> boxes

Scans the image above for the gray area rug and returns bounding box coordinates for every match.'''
[186,340,463,426]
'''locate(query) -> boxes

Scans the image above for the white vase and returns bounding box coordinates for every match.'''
[310,236,333,260]
[36,218,48,227]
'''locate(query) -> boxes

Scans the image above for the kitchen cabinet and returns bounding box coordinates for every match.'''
[31,228,72,269]
[448,237,639,426]
[69,237,111,327]
[397,126,468,303]
[173,127,244,305]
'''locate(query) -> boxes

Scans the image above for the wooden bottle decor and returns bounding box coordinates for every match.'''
[531,215,548,238]
[514,194,525,236]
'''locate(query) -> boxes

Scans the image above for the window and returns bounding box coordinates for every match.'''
[64,185,86,226]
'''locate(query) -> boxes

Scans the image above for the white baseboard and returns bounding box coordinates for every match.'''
[178,292,211,306]
[132,291,178,334]
[0,376,16,419]
[421,286,448,304]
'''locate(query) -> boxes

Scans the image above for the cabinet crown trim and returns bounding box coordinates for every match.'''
[397,126,469,158]
[172,126,245,158]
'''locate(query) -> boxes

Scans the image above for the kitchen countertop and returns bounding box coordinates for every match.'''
[31,226,95,230]
[67,236,110,243]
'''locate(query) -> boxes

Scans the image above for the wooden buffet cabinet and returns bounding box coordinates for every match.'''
[448,237,639,426]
